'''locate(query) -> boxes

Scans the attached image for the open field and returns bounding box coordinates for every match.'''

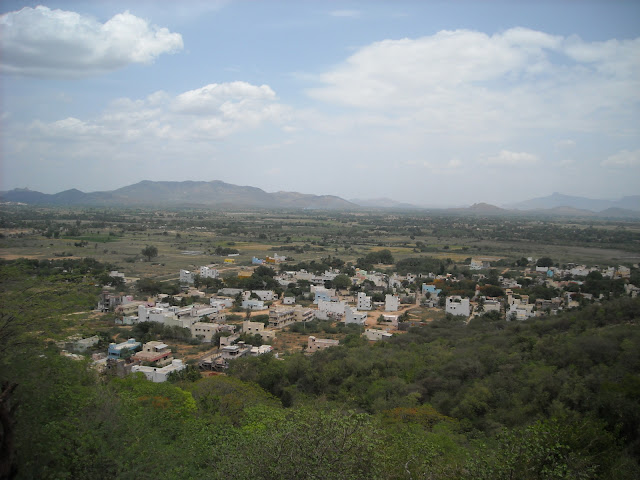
[3,204,638,358]
[3,206,639,281]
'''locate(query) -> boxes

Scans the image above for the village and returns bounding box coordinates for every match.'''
[57,251,638,384]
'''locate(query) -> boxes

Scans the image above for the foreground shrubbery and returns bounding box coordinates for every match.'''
[1,258,639,479]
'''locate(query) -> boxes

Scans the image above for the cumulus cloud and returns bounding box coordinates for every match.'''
[308,28,560,107]
[483,150,539,166]
[602,149,640,167]
[0,6,183,77]
[1,79,293,191]
[173,82,287,138]
[173,82,277,115]
[307,28,640,137]
[22,81,287,143]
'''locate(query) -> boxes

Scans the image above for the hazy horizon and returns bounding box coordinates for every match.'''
[1,1,639,205]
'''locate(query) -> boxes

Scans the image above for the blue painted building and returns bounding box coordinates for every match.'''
[422,284,442,296]
[108,338,141,359]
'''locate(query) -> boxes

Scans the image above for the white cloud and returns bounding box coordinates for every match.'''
[307,28,640,137]
[308,28,559,107]
[2,79,294,192]
[173,82,276,115]
[602,149,640,167]
[21,81,287,143]
[329,10,361,18]
[483,150,539,166]
[0,6,183,77]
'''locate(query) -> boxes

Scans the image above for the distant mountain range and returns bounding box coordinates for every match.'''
[505,192,640,213]
[1,182,639,218]
[348,197,422,209]
[0,180,356,210]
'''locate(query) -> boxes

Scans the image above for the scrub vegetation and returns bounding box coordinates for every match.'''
[1,205,640,479]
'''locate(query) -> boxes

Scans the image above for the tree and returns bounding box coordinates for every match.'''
[477,296,485,313]
[234,292,243,308]
[481,285,504,297]
[333,274,352,290]
[536,257,553,268]
[137,278,163,295]
[141,245,158,262]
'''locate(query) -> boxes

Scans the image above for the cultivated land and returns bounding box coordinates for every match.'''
[2,206,639,271]
[2,204,639,354]
[2,204,640,479]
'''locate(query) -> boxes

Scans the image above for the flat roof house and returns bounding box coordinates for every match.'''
[107,338,141,359]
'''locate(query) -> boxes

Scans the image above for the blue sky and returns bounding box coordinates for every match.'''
[1,0,639,206]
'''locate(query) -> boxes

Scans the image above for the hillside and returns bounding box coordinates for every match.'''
[507,192,640,212]
[4,183,639,217]
[0,180,357,210]
[3,256,639,479]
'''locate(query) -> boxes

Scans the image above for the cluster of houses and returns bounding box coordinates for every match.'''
[88,256,639,380]
[104,257,639,331]
[179,264,220,284]
[252,253,287,265]
[441,260,638,321]
[56,335,187,383]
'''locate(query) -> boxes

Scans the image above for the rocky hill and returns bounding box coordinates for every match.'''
[0,180,357,210]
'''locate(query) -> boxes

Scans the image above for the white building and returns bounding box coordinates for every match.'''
[208,301,227,314]
[310,271,338,286]
[307,336,339,353]
[446,296,470,317]
[385,294,400,312]
[138,305,178,324]
[357,292,372,311]
[210,297,234,308]
[291,270,313,282]
[617,265,631,278]
[364,329,393,341]
[569,265,594,277]
[221,344,251,361]
[250,345,273,356]
[242,299,265,310]
[131,359,186,383]
[242,320,276,341]
[316,300,347,320]
[252,290,276,301]
[312,286,337,304]
[379,314,399,328]
[191,322,220,343]
[344,306,367,325]
[268,305,315,328]
[199,265,219,279]
[388,274,403,289]
[180,269,195,284]
[482,299,502,313]
[283,296,295,305]
[508,303,535,321]
[185,305,218,319]
[116,315,139,325]
[469,259,484,270]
